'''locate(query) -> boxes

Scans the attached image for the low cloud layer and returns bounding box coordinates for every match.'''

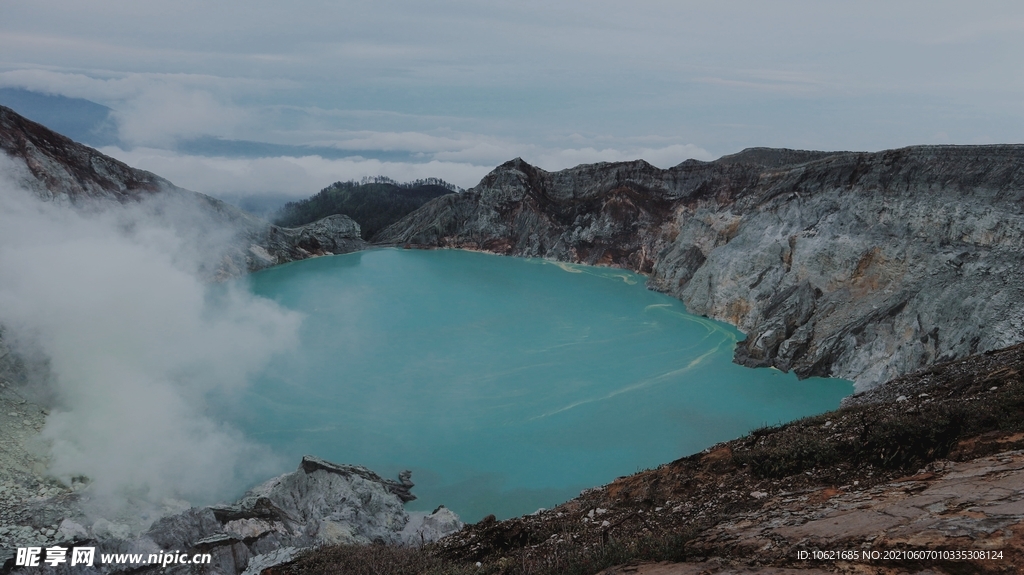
[5,2,1024,158]
[100,146,491,197]
[0,69,261,147]
[0,173,300,511]
[100,141,713,201]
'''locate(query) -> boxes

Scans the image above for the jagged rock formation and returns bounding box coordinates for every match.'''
[0,105,366,279]
[376,149,1024,389]
[2,456,461,574]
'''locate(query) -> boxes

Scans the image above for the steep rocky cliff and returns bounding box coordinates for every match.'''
[376,149,1024,389]
[0,105,365,279]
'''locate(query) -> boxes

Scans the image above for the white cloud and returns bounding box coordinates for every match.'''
[0,69,275,146]
[0,68,275,104]
[114,84,249,146]
[0,172,299,515]
[309,130,502,154]
[99,146,493,195]
[98,139,714,201]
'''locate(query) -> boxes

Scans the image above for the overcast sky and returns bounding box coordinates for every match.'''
[3,1,1024,196]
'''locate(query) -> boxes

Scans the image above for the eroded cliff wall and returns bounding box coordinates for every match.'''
[376,148,1024,389]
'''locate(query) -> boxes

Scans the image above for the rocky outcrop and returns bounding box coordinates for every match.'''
[376,149,1024,389]
[0,105,366,279]
[0,105,161,205]
[0,329,68,556]
[295,455,417,503]
[2,457,461,574]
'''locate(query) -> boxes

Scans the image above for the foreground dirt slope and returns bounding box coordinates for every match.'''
[601,450,1024,574]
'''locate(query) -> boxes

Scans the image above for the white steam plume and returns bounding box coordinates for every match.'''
[0,175,300,511]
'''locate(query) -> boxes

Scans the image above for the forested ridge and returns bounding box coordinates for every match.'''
[274,176,460,240]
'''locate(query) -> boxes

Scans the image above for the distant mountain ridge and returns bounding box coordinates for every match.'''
[0,88,120,148]
[274,176,460,240]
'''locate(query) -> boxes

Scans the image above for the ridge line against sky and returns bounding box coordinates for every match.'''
[2,1,1024,201]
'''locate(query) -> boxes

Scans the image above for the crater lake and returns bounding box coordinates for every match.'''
[222,248,852,521]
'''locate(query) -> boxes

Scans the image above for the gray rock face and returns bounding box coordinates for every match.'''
[377,149,1024,389]
[292,215,362,253]
[6,457,461,574]
[0,105,366,279]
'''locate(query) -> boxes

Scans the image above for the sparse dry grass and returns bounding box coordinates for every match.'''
[282,531,699,575]
[735,350,1024,479]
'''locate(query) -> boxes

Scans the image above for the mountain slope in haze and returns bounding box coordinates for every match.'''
[0,88,120,148]
[376,149,1024,390]
[274,177,459,240]
[0,104,366,278]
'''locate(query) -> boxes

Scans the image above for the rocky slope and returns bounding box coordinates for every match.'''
[0,104,366,279]
[377,149,1024,389]
[1,456,462,574]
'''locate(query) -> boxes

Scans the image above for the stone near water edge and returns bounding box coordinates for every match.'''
[294,214,362,252]
[400,506,464,546]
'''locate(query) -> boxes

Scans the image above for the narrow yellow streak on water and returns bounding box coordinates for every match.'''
[528,340,730,422]
[541,260,638,284]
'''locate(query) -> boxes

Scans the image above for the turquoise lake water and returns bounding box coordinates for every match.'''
[227,248,851,521]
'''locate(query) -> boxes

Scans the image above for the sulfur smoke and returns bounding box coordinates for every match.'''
[0,173,301,515]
